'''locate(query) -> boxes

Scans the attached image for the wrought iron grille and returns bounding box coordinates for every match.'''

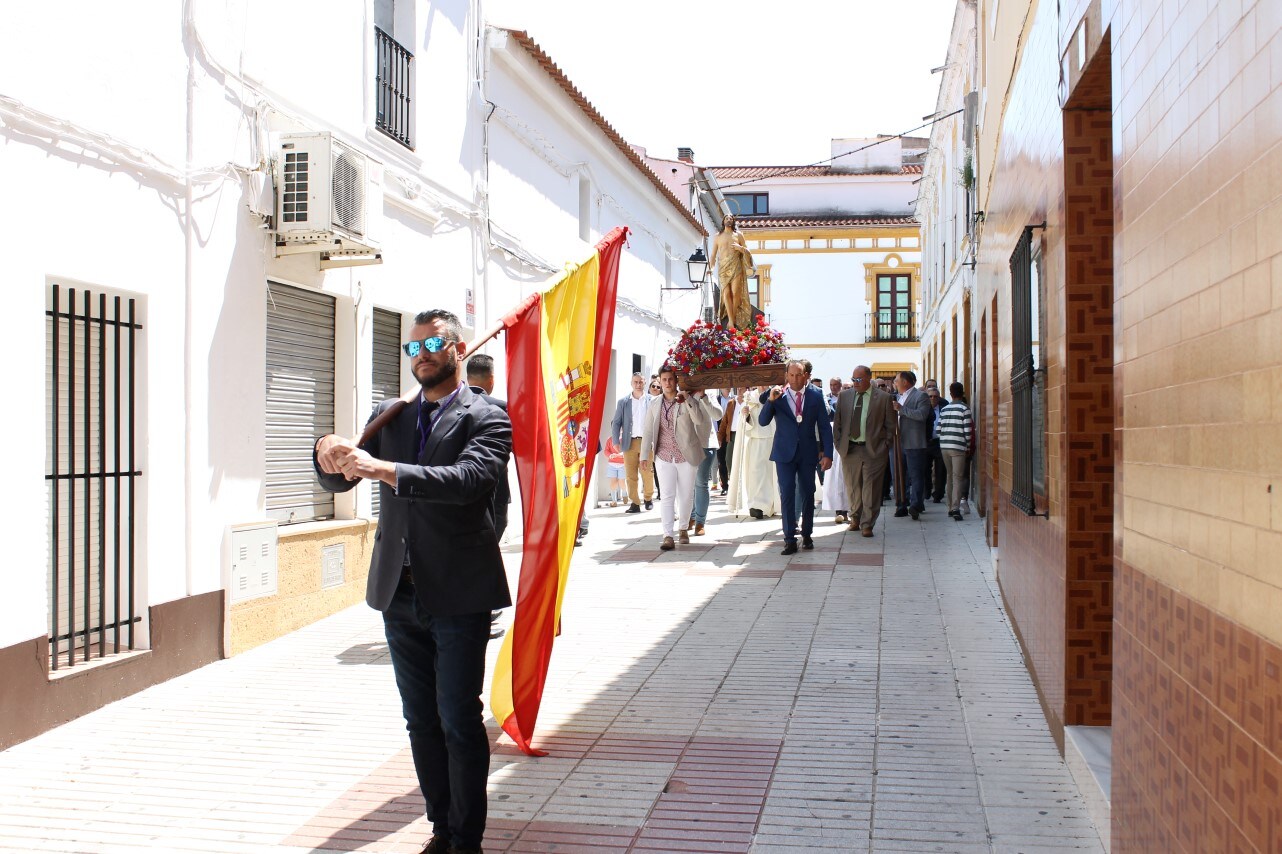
[375,27,414,149]
[46,286,143,670]
[1009,226,1044,516]
[865,309,917,343]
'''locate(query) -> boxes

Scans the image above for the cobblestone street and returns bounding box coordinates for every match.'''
[0,496,1104,853]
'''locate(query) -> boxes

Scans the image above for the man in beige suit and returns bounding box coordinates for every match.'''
[639,366,717,550]
[833,365,898,537]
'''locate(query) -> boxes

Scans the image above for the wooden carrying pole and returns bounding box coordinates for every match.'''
[891,419,905,507]
[354,316,507,447]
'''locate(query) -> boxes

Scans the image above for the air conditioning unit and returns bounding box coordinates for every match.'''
[273,132,382,267]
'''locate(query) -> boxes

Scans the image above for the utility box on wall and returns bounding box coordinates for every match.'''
[227,522,279,603]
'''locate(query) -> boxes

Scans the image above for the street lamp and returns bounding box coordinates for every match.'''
[686,247,709,286]
[661,247,709,291]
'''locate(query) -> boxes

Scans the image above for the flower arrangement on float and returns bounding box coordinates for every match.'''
[663,316,790,391]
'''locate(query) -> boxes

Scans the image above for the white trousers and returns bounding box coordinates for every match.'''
[654,458,697,537]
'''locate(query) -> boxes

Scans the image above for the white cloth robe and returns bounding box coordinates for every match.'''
[727,396,780,517]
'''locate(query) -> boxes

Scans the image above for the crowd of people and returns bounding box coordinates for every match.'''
[607,361,976,554]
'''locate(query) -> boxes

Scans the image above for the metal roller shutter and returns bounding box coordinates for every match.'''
[370,307,403,517]
[265,283,336,523]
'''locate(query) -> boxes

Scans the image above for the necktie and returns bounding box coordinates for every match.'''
[417,400,439,459]
[853,392,864,442]
[794,390,803,419]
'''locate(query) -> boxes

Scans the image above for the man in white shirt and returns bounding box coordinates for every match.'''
[610,372,655,513]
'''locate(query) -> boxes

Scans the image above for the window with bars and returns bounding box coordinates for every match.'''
[45,285,144,671]
[1010,226,1047,515]
[868,274,916,342]
[374,7,414,150]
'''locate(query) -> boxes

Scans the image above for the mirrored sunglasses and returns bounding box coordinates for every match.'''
[402,337,453,358]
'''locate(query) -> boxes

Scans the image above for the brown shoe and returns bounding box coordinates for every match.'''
[694,523,706,536]
[848,522,861,532]
[660,536,675,551]
[420,837,450,854]
[678,530,690,545]
[861,526,874,538]
[688,519,697,531]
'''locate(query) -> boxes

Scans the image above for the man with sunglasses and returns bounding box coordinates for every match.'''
[314,309,511,854]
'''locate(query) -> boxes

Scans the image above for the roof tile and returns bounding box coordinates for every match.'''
[710,164,922,179]
[737,214,918,228]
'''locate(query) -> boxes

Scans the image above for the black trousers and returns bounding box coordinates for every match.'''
[928,438,947,501]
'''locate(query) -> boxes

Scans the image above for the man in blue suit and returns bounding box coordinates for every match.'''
[759,360,835,554]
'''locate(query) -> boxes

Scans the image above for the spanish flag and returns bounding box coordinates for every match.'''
[490,226,629,755]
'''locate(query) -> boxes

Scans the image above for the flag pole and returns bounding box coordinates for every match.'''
[354,316,508,447]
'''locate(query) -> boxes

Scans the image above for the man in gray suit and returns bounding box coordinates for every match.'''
[892,369,934,520]
[314,309,510,854]
[833,365,897,537]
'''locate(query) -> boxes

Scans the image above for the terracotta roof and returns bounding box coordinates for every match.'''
[710,164,923,180]
[737,214,918,229]
[500,30,706,237]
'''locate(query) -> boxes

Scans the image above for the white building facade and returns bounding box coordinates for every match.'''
[1,0,701,746]
[707,137,926,387]
[918,0,980,393]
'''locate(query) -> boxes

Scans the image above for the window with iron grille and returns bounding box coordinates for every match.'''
[1010,226,1047,515]
[45,285,144,671]
[868,274,916,342]
[374,22,414,149]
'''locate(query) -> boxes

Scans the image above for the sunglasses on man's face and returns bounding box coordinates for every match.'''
[402,337,454,358]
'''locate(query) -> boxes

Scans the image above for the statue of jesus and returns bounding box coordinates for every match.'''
[708,213,755,330]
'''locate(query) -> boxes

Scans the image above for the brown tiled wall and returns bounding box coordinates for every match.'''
[1062,99,1115,728]
[1114,563,1282,852]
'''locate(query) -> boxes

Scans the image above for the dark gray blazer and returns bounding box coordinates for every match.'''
[314,385,513,615]
[896,387,935,450]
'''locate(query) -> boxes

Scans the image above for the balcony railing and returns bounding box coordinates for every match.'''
[865,309,918,343]
[375,27,414,149]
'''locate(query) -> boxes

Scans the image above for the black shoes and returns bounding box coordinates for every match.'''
[644,500,653,510]
[421,837,450,854]
[894,508,909,518]
[781,541,799,555]
[910,509,920,520]
[749,508,764,519]
[625,503,641,514]
[950,510,963,521]
[801,537,814,550]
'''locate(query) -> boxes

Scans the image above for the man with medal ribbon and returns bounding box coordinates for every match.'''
[758,360,834,555]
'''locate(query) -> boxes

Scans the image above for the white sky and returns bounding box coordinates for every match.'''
[485,0,959,166]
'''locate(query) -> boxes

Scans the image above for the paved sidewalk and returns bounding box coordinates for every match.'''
[0,493,1104,853]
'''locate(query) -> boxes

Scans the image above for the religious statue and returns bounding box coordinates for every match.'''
[708,213,755,330]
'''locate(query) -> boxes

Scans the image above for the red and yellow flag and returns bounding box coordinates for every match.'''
[490,226,628,755]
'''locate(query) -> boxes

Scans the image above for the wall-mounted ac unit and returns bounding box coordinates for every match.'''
[273,132,382,268]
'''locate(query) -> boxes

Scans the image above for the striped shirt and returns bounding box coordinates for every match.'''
[937,401,974,452]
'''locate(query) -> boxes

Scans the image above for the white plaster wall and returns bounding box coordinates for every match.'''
[755,178,917,217]
[484,35,703,388]
[0,0,704,651]
[758,249,922,385]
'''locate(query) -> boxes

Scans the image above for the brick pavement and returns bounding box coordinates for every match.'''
[0,493,1104,853]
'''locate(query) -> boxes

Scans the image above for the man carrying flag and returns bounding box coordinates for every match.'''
[313,308,511,854]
